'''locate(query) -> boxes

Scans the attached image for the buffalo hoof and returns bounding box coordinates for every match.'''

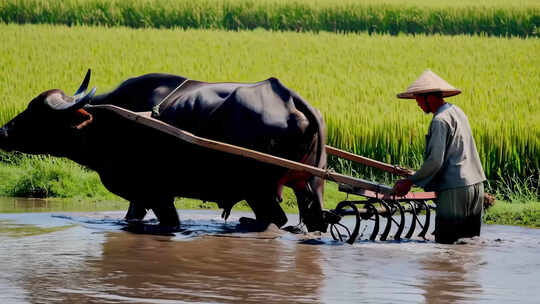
[123,222,181,236]
[282,225,305,234]
[237,217,271,232]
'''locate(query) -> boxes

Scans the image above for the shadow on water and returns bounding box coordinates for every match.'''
[1,197,540,303]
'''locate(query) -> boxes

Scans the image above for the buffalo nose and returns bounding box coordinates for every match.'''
[0,127,6,139]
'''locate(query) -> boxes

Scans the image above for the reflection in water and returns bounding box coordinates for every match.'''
[0,219,75,237]
[0,197,126,213]
[0,203,540,304]
[83,233,324,303]
[0,209,325,304]
[417,248,483,304]
[0,225,105,303]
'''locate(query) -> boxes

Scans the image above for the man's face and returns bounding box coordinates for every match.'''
[415,94,431,114]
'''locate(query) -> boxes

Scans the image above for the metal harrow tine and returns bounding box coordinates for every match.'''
[404,202,418,239]
[330,224,343,242]
[330,198,433,243]
[379,200,393,241]
[336,222,352,238]
[364,202,380,241]
[389,201,405,241]
[413,203,425,231]
[332,201,361,244]
[345,202,361,244]
[330,222,354,242]
[416,200,431,239]
[386,203,401,226]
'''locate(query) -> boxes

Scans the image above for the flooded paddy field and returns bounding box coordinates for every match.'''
[1,197,539,304]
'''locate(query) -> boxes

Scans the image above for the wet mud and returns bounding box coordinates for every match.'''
[0,198,539,303]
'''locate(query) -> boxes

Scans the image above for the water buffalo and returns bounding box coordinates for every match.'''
[0,70,329,233]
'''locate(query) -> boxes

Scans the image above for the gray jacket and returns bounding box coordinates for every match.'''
[408,103,486,192]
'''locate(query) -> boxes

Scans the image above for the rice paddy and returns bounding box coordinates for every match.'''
[0,0,538,37]
[0,24,538,188]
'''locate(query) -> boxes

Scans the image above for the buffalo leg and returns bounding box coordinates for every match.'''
[125,202,148,223]
[151,196,180,228]
[294,181,326,232]
[246,194,288,229]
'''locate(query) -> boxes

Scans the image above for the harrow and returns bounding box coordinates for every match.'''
[325,147,437,244]
[328,185,436,244]
[88,104,437,244]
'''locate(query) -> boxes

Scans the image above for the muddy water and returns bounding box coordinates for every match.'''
[0,198,539,304]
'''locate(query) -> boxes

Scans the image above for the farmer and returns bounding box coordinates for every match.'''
[393,69,486,244]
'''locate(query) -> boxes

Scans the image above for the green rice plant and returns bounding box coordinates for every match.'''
[0,24,538,197]
[487,173,540,203]
[0,0,538,37]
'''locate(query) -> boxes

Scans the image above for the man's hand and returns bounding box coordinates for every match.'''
[393,178,413,197]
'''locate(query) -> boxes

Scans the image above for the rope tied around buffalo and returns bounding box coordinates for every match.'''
[152,78,190,117]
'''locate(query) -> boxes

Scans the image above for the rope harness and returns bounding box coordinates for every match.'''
[152,78,190,117]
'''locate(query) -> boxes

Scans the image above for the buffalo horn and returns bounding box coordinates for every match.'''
[46,87,97,111]
[73,69,91,98]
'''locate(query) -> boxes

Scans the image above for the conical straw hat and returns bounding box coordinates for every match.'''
[397,69,461,99]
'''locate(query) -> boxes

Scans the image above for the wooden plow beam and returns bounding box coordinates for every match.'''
[326,146,415,177]
[87,104,395,194]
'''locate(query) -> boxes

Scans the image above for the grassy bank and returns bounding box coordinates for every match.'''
[0,0,538,37]
[0,152,538,228]
[483,201,540,228]
[0,153,116,200]
[1,24,538,182]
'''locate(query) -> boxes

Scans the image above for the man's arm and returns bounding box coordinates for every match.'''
[407,119,448,188]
